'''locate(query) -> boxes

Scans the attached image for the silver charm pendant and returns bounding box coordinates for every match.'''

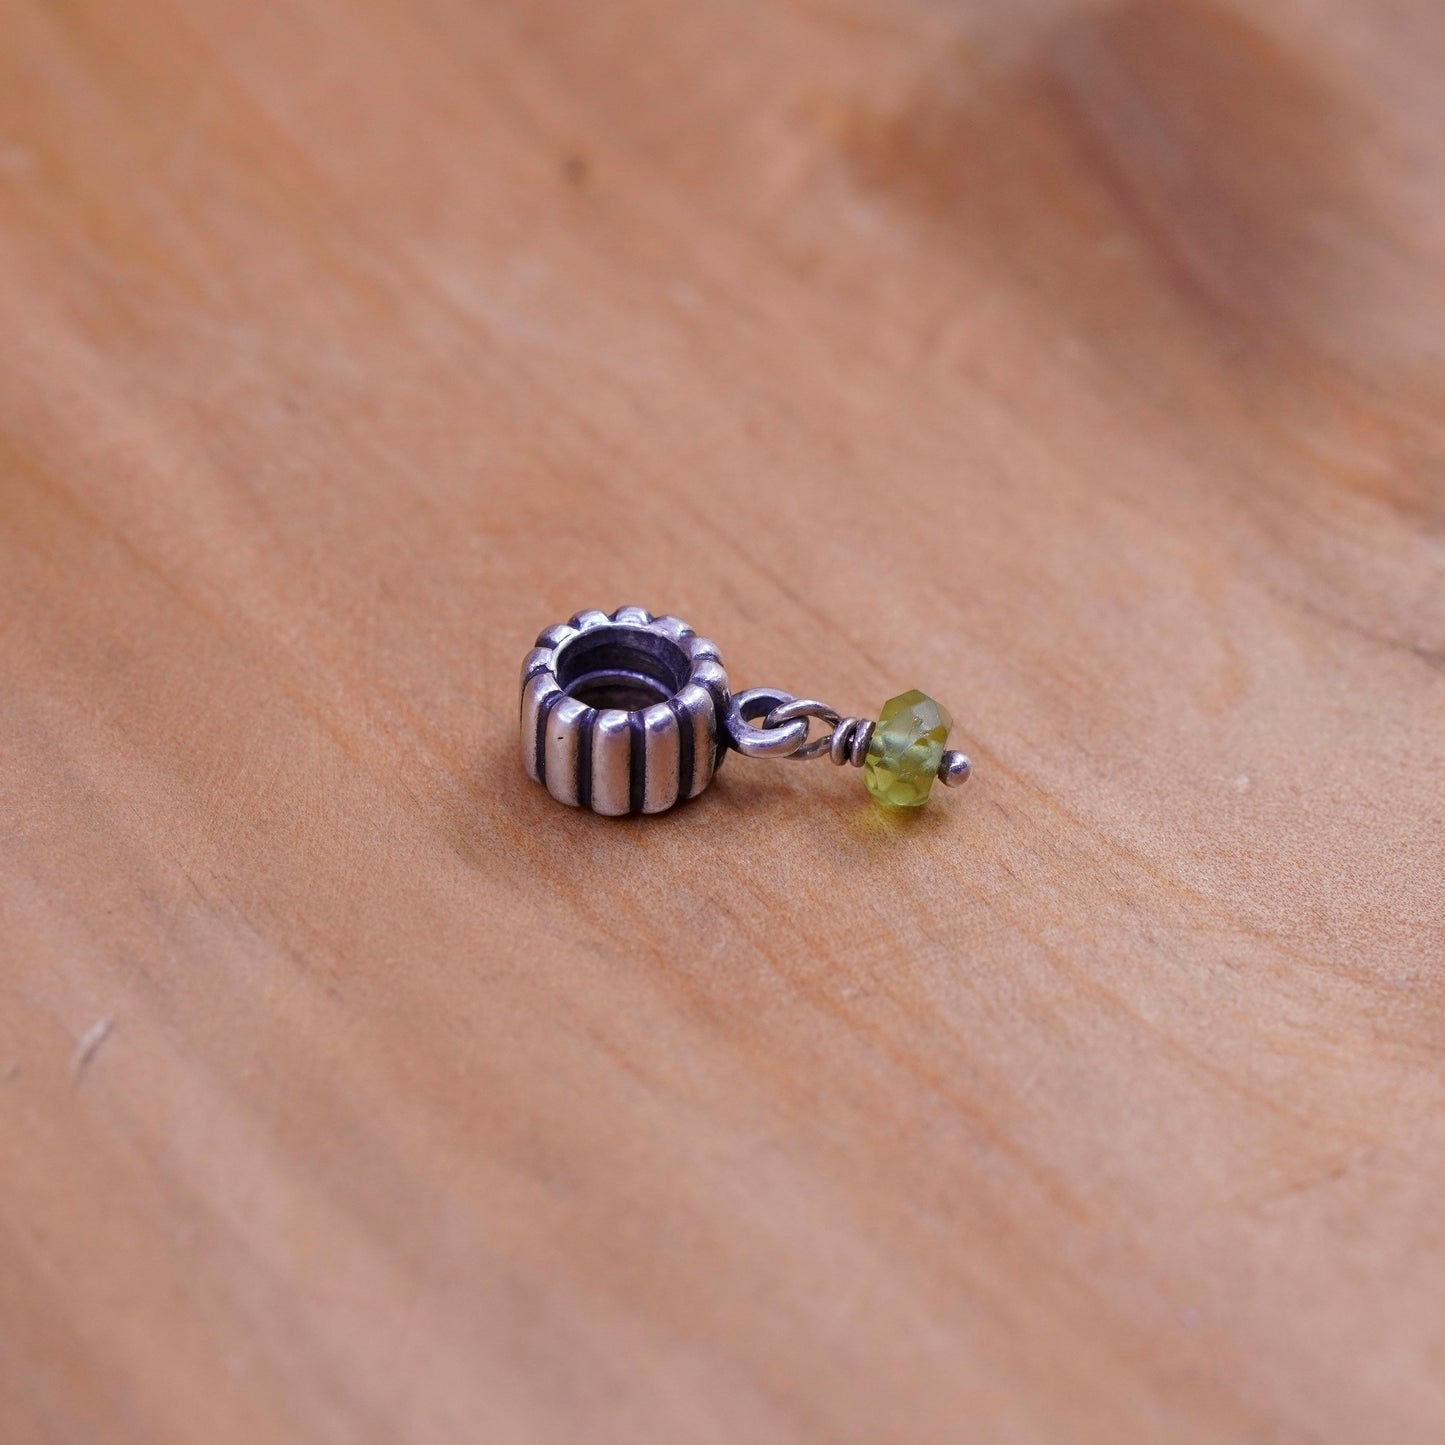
[520,606,971,817]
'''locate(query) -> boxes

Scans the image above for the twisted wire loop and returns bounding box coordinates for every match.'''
[724,685,971,786]
[764,698,875,765]
[724,690,876,765]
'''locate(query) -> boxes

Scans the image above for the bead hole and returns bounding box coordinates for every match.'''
[554,626,691,712]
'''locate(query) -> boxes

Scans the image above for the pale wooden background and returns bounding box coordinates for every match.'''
[2,0,1442,1441]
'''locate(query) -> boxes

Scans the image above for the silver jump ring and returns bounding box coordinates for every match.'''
[724,688,811,759]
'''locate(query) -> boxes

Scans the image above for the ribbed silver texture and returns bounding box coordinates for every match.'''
[519,606,729,816]
[639,702,681,814]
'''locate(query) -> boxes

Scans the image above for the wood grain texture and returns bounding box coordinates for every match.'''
[1,0,1442,1440]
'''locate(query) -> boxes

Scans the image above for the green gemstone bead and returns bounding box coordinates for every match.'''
[863,690,953,808]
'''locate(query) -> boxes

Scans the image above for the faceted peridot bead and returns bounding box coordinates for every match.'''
[864,690,953,807]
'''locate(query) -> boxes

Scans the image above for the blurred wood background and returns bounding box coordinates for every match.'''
[1,0,1442,1440]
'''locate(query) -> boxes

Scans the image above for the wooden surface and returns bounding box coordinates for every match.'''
[2,1,1443,1440]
